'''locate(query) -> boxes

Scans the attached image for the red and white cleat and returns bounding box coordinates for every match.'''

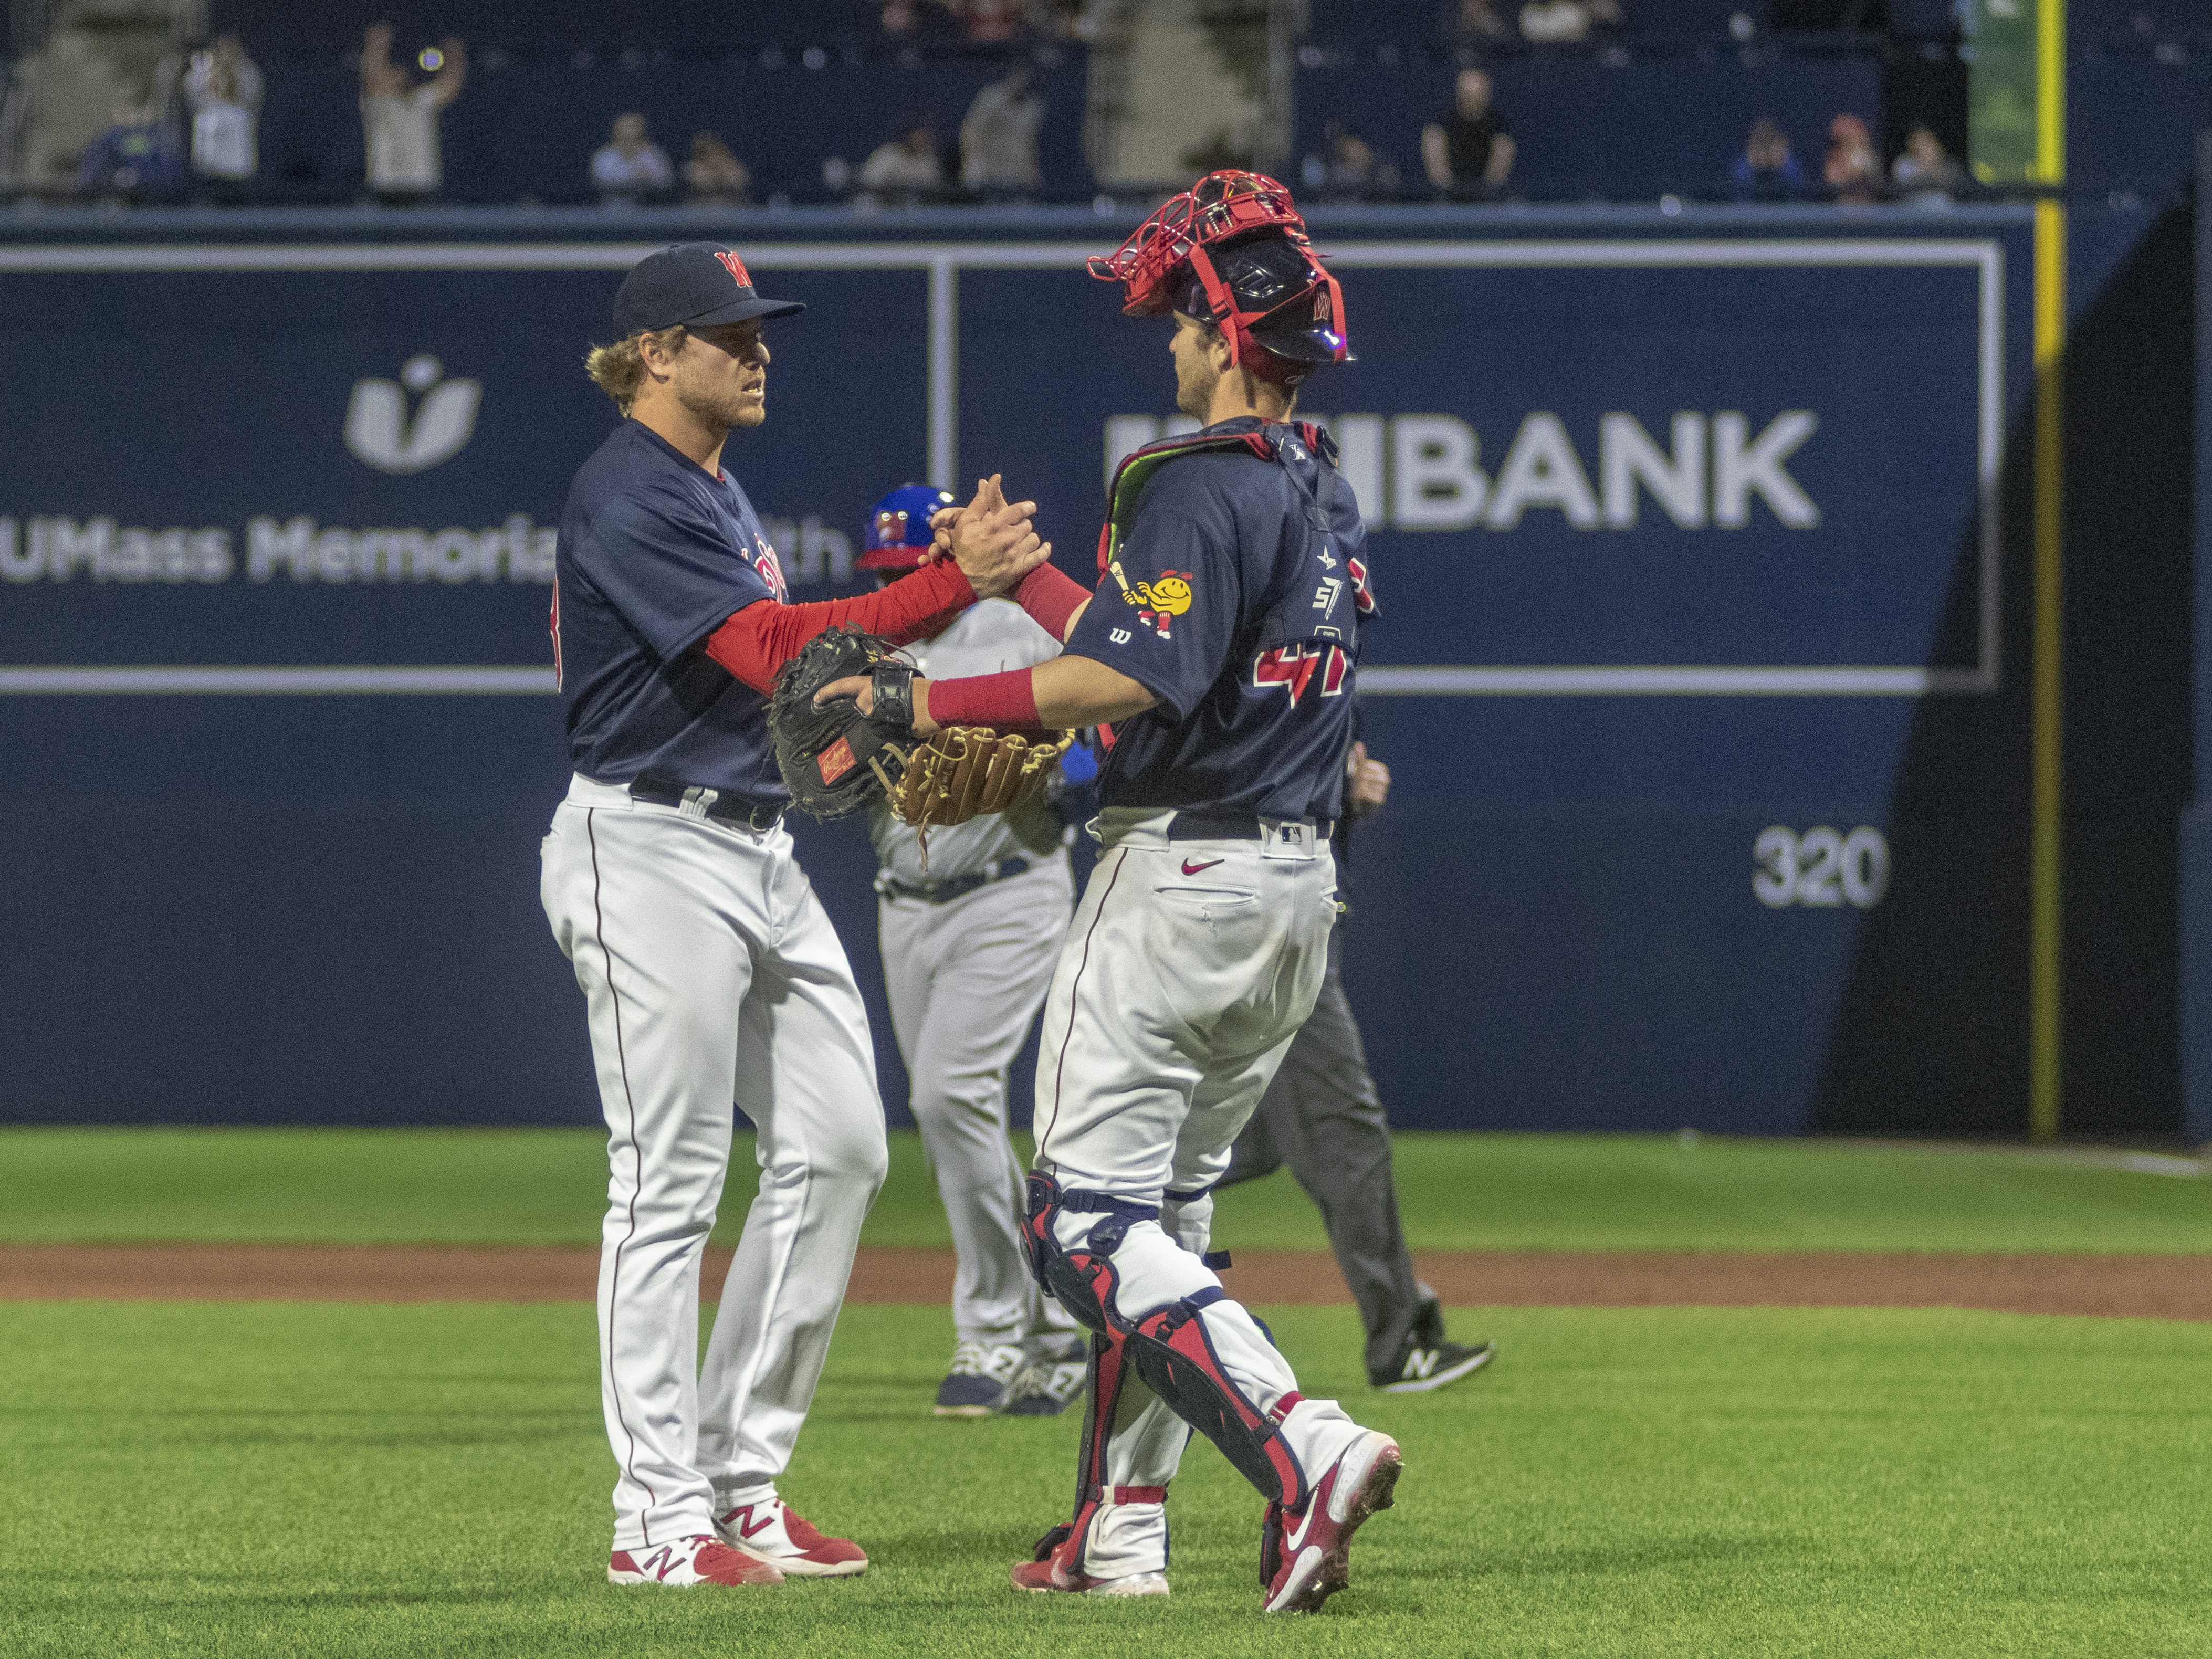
[715,1497,869,1578]
[1009,1528,1169,1598]
[1260,1431,1402,1614]
[607,1534,784,1587]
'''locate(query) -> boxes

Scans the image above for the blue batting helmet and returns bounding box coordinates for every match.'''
[858,483,957,571]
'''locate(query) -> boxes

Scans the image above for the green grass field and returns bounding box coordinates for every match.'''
[4,1303,2209,1657]
[4,1126,2208,1252]
[3,1129,2209,1656]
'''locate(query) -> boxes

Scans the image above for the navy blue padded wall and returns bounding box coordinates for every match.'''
[1295,53,1880,197]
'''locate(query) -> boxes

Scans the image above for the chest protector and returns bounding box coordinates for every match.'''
[1096,421,1375,662]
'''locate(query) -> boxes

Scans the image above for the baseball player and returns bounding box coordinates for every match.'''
[858,485,1088,1418]
[1223,735,1495,1392]
[819,173,1400,1614]
[539,242,1051,1590]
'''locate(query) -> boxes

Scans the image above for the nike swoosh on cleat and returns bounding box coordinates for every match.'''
[1180,857,1224,875]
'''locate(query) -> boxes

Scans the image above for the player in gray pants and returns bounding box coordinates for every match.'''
[1222,738,1495,1392]
[860,486,1088,1417]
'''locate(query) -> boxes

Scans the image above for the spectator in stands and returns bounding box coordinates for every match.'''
[883,0,963,45]
[592,113,674,204]
[960,63,1044,197]
[359,24,466,205]
[181,35,261,197]
[1421,68,1515,198]
[684,132,754,206]
[76,101,185,202]
[75,101,185,202]
[1822,112,1881,204]
[1518,0,1620,41]
[952,0,1027,44]
[1729,116,1805,201]
[181,37,261,199]
[1451,0,1512,44]
[1891,125,1963,204]
[1305,122,1400,202]
[858,118,946,205]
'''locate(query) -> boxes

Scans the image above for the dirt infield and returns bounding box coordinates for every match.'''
[3,1244,2208,1319]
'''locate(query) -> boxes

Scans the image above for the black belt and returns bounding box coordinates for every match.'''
[877,855,1031,904]
[1165,812,1332,842]
[628,775,786,831]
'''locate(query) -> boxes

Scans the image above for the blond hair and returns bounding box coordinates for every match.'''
[583,325,688,415]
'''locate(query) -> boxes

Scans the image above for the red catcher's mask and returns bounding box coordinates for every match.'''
[1086,170,1349,384]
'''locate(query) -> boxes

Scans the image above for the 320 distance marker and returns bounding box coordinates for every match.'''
[1754,825,1889,909]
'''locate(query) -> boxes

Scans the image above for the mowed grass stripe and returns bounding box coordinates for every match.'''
[2,1302,2208,1657]
[0,1126,2206,1254]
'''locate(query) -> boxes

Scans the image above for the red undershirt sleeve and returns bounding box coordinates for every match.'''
[1011,562,1093,642]
[922,668,1043,731]
[700,559,977,692]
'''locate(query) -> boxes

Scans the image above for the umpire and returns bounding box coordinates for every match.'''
[1220,732,1495,1392]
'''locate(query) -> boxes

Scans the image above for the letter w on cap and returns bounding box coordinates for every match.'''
[714,251,752,287]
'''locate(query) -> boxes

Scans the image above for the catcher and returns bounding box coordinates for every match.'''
[789,173,1397,1614]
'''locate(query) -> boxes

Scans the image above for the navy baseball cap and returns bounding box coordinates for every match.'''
[611,243,805,336]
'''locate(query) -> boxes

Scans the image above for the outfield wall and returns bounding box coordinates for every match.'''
[0,202,2186,1138]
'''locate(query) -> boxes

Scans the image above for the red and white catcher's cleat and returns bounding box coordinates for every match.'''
[607,1534,784,1587]
[715,1497,869,1578]
[1260,1431,1402,1614]
[1009,1524,1169,1598]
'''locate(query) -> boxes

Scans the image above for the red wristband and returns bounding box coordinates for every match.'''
[926,668,1040,731]
[1012,562,1091,641]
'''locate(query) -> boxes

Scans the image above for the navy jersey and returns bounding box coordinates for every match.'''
[1065,417,1370,822]
[552,420,792,799]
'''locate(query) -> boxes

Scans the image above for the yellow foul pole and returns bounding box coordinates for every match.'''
[2028,0,2066,1143]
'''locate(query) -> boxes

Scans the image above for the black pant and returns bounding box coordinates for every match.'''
[1222,934,1437,1380]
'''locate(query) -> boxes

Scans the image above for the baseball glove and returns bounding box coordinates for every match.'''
[768,625,918,819]
[888,726,1074,831]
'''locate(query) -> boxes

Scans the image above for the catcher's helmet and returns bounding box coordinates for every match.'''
[858,482,957,571]
[1087,170,1348,384]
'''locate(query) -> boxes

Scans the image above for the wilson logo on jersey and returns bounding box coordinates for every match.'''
[1252,642,1349,705]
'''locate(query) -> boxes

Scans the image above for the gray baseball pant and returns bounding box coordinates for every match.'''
[1222,933,1437,1380]
[879,859,1082,1347]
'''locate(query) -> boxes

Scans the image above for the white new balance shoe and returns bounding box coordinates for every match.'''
[715,1496,869,1578]
[607,1533,784,1587]
[935,1339,1028,1416]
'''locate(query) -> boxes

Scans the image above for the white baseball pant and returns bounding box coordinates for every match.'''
[1033,809,1362,1574]
[542,773,888,1552]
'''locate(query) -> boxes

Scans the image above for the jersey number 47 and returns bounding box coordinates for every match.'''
[1252,642,1349,705]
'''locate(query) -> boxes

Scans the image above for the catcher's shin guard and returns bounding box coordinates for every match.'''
[1024,1174,1308,1512]
[1029,1327,1146,1570]
[1021,1172,1146,1335]
[1126,1293,1306,1507]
